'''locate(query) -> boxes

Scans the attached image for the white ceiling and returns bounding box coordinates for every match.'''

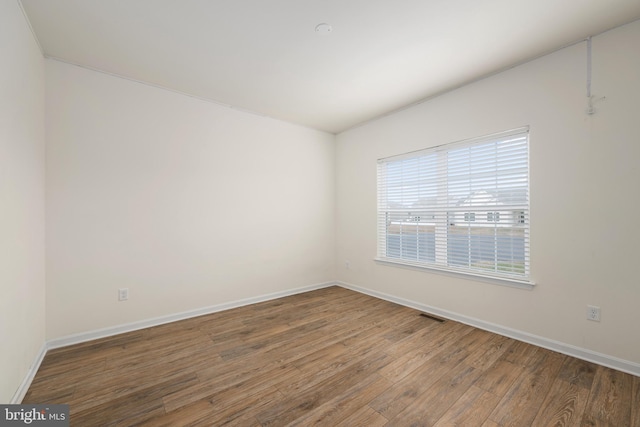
[20,0,640,134]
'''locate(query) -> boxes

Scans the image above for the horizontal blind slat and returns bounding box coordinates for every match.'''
[378,128,529,280]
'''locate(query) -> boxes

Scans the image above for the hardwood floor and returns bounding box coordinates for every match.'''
[23,286,639,426]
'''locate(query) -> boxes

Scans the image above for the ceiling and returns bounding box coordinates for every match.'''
[20,0,640,134]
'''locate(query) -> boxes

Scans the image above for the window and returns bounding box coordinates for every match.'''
[377,128,530,282]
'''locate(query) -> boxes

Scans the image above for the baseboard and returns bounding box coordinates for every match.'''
[15,281,336,403]
[337,281,640,377]
[48,281,336,350]
[11,342,47,403]
[18,278,637,403]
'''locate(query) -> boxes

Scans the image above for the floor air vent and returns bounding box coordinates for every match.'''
[419,313,446,323]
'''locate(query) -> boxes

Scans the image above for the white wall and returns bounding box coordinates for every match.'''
[46,60,335,339]
[6,3,638,399]
[336,20,640,365]
[0,0,46,403]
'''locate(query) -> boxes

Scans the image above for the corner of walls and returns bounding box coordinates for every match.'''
[45,59,337,340]
[334,20,640,368]
[0,0,46,403]
[9,344,47,404]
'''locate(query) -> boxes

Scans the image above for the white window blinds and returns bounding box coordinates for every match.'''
[377,128,530,282]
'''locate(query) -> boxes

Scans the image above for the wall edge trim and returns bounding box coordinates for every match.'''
[47,281,336,350]
[337,281,640,377]
[19,278,638,402]
[12,281,336,400]
[11,342,47,403]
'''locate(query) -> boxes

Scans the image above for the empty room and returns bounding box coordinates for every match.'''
[2,0,640,425]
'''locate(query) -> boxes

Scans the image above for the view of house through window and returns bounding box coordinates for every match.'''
[377,128,530,281]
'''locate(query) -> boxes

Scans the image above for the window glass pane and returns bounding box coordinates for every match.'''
[377,128,529,281]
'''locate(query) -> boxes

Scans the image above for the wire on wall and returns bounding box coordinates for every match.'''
[586,36,592,100]
[586,36,605,115]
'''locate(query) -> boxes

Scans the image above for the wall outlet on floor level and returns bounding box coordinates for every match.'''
[118,288,129,301]
[586,305,600,322]
[345,260,350,269]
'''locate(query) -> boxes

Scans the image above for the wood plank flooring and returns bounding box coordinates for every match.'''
[23,286,639,426]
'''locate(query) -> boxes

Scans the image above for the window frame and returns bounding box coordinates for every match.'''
[375,127,533,289]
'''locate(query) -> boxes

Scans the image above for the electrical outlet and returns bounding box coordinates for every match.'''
[586,305,600,322]
[345,260,350,269]
[118,288,129,301]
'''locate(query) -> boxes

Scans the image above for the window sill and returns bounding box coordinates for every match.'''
[374,257,535,290]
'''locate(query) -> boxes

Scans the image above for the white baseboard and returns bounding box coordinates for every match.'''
[14,281,335,401]
[337,281,640,377]
[15,278,639,403]
[48,281,336,350]
[11,342,47,404]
